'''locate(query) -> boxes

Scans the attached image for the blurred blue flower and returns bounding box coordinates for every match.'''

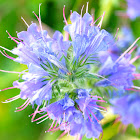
[127,0,140,20]
[110,93,140,128]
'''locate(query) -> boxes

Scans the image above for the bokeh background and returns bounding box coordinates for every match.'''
[0,0,140,140]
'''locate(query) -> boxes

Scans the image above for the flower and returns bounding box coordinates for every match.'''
[64,11,115,62]
[126,0,140,20]
[38,90,105,139]
[0,4,125,140]
[96,54,136,89]
[110,93,140,129]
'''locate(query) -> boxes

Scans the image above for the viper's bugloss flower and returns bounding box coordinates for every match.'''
[126,0,140,20]
[40,90,105,139]
[96,54,136,89]
[110,93,140,129]
[64,11,114,62]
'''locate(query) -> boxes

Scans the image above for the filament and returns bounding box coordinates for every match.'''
[63,5,68,25]
[86,2,89,13]
[115,37,140,63]
[21,17,29,27]
[0,46,13,53]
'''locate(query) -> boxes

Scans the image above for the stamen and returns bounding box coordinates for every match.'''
[128,45,137,54]
[0,46,13,53]
[81,5,84,17]
[63,6,69,41]
[16,99,30,109]
[87,107,99,122]
[1,86,17,91]
[29,110,43,117]
[91,99,107,103]
[7,94,20,101]
[115,37,140,63]
[32,11,40,21]
[91,14,94,26]
[86,109,93,122]
[130,55,140,64]
[3,50,15,60]
[98,12,105,28]
[54,119,58,128]
[63,5,68,25]
[21,17,29,27]
[58,129,70,139]
[132,86,140,90]
[93,107,107,112]
[93,15,103,25]
[32,113,48,122]
[31,105,40,121]
[39,3,43,33]
[12,37,24,44]
[93,104,107,111]
[63,112,66,130]
[126,88,140,92]
[36,116,49,124]
[86,2,89,13]
[0,50,14,60]
[15,99,30,112]
[47,119,56,132]
[2,95,20,103]
[80,5,84,35]
[48,122,66,132]
[114,28,119,39]
[0,69,23,74]
[91,95,103,100]
[6,31,19,44]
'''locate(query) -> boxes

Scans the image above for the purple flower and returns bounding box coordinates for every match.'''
[36,89,105,139]
[64,12,115,61]
[12,23,69,72]
[0,6,112,140]
[110,93,140,128]
[96,54,136,89]
[127,0,140,20]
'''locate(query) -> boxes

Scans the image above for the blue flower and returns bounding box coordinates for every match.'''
[38,89,105,139]
[110,93,140,128]
[12,23,69,72]
[64,12,115,62]
[96,54,136,89]
[0,6,113,140]
[127,0,140,20]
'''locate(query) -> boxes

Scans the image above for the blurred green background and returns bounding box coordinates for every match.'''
[0,0,140,140]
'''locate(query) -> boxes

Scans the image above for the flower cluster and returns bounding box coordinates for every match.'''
[0,3,140,140]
